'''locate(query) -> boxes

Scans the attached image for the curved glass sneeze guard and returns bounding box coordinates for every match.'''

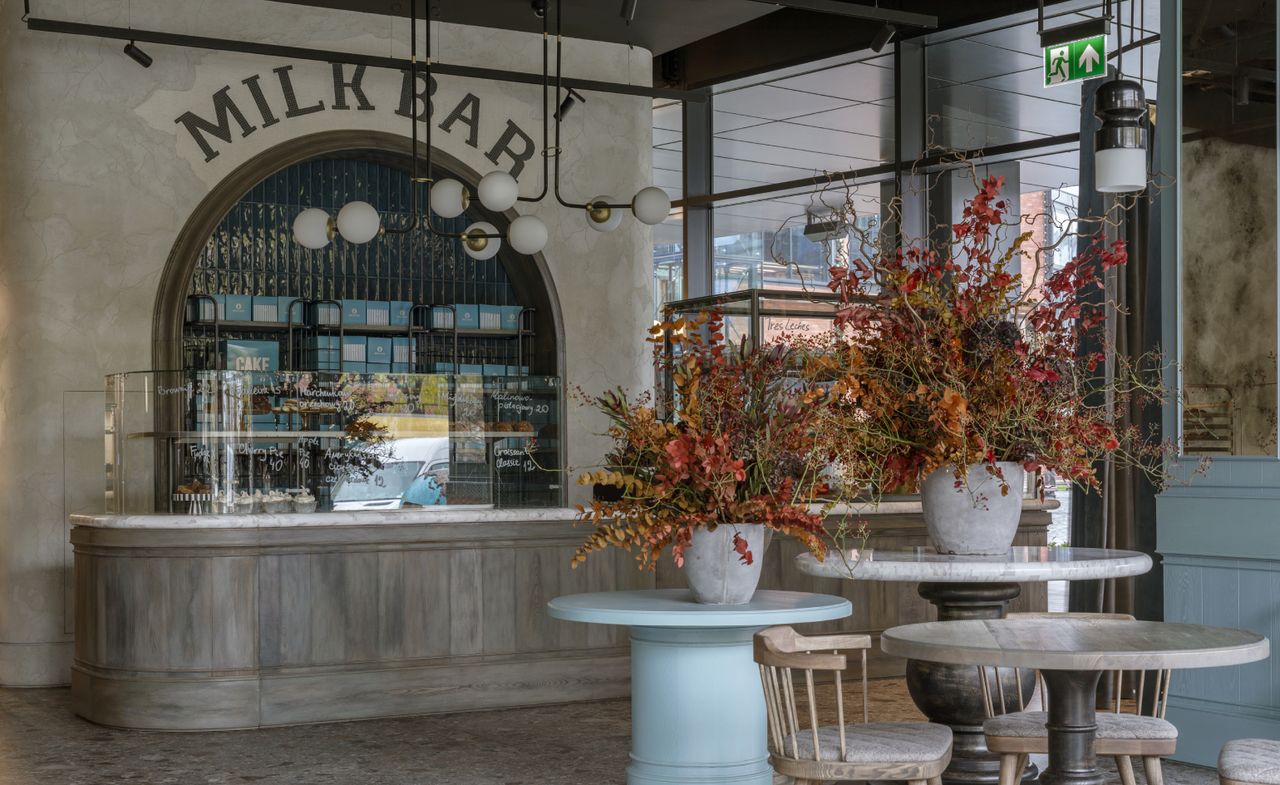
[105,371,561,515]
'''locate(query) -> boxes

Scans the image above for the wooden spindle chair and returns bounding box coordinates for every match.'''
[754,626,952,785]
[980,612,1178,785]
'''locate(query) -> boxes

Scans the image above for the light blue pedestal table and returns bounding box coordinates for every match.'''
[547,589,851,785]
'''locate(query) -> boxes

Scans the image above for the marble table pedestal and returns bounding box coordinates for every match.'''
[908,582,1036,785]
[794,547,1154,785]
[883,618,1270,785]
[547,589,851,785]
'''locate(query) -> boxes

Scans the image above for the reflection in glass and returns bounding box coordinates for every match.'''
[1180,0,1277,455]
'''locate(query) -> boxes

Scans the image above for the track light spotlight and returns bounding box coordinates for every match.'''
[124,41,152,68]
[554,88,586,122]
[531,0,546,19]
[870,23,897,53]
[620,0,639,23]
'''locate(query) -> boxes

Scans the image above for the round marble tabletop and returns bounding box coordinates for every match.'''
[547,588,851,628]
[882,617,1270,671]
[794,545,1152,583]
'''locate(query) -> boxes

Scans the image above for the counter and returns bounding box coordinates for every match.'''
[69,502,1053,730]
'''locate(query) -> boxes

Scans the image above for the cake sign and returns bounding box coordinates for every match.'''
[174,63,537,177]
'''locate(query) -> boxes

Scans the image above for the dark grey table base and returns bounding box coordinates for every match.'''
[905,582,1038,785]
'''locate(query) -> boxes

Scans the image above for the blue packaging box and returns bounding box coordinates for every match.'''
[303,336,340,371]
[186,295,218,322]
[499,305,524,332]
[222,339,279,373]
[311,302,340,326]
[389,301,413,327]
[223,295,253,322]
[279,297,306,324]
[482,363,506,376]
[341,299,367,325]
[366,362,391,375]
[342,362,367,374]
[391,337,411,364]
[366,337,393,364]
[478,305,503,331]
[459,364,484,375]
[432,363,455,374]
[391,362,411,374]
[431,306,454,329]
[365,300,391,326]
[341,336,367,362]
[454,304,479,330]
[252,296,280,322]
[506,365,529,376]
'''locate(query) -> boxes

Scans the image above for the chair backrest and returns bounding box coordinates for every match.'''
[754,626,871,763]
[979,612,1171,718]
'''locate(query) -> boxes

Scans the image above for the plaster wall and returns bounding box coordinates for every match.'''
[1181,137,1278,455]
[0,0,655,684]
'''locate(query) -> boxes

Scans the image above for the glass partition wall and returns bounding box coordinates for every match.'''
[107,370,561,515]
[651,5,1130,314]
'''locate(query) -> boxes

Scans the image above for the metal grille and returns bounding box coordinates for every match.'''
[183,157,529,372]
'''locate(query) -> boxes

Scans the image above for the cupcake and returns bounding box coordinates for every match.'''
[263,491,292,513]
[233,491,253,515]
[292,490,317,513]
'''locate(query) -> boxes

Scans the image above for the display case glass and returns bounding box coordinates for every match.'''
[105,370,561,514]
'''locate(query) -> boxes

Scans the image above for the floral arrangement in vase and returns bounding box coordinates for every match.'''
[573,311,835,603]
[806,175,1177,554]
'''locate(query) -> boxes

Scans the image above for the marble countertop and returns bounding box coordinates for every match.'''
[547,589,852,628]
[881,618,1270,670]
[795,546,1152,583]
[70,507,585,529]
[72,497,1059,529]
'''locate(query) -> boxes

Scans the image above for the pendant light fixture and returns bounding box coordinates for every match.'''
[1094,0,1148,194]
[548,0,671,231]
[291,0,671,255]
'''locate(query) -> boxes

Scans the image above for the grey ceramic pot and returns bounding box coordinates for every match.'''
[684,523,766,604]
[921,462,1026,555]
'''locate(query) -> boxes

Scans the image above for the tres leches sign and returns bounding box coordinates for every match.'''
[1043,35,1107,87]
[174,63,538,177]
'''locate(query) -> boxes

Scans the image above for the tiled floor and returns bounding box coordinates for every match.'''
[0,685,1216,785]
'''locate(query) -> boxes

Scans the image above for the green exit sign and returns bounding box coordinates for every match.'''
[1044,35,1107,87]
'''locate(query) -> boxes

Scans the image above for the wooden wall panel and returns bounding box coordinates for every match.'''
[70,509,1047,730]
[402,550,451,659]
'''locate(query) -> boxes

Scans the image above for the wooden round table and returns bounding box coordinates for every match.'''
[548,589,852,785]
[882,617,1270,785]
[795,546,1152,785]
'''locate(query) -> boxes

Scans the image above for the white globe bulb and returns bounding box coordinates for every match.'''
[586,195,623,233]
[336,201,380,244]
[430,178,469,219]
[632,186,672,226]
[292,208,332,249]
[477,171,520,212]
[461,221,502,260]
[508,215,548,255]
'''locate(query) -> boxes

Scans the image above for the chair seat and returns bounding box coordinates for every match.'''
[784,722,952,764]
[984,711,1178,741]
[1219,739,1280,784]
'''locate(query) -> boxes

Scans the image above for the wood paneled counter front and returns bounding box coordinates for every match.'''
[69,503,1052,730]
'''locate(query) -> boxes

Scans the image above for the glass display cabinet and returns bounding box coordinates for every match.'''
[105,370,561,514]
[661,288,845,349]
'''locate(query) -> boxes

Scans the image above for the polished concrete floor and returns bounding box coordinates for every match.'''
[0,685,1216,785]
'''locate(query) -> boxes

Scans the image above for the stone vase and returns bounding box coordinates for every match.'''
[920,462,1025,555]
[683,523,766,605]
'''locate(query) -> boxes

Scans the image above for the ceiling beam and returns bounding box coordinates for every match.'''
[24,16,708,102]
[741,0,937,28]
